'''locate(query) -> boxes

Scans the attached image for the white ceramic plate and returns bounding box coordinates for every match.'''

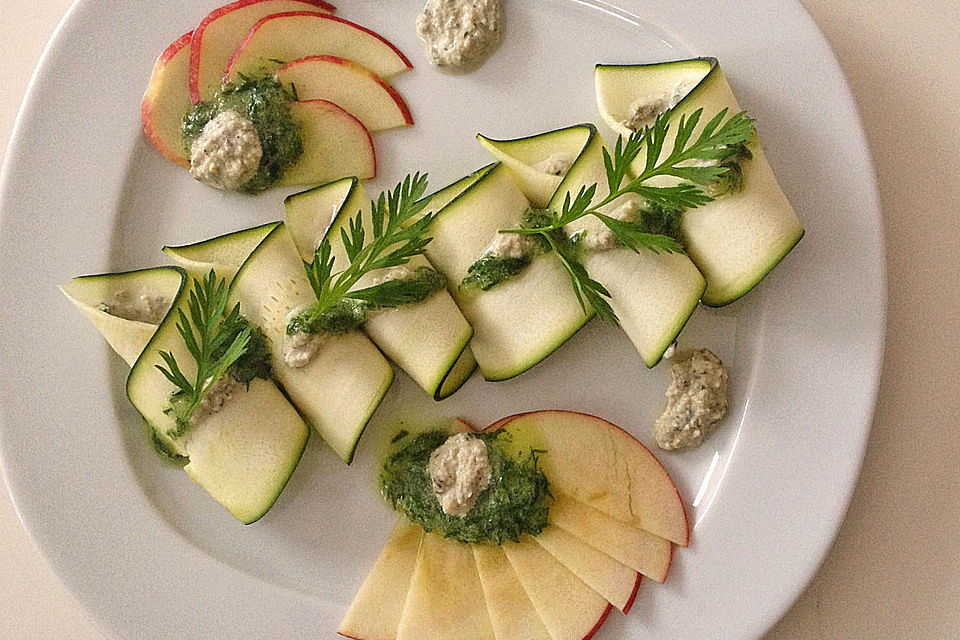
[0,0,884,638]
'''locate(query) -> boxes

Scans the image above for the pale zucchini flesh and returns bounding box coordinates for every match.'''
[434,344,477,400]
[478,126,593,208]
[60,267,184,367]
[595,58,715,138]
[285,179,475,399]
[183,378,309,524]
[550,126,705,366]
[427,163,592,381]
[125,268,193,457]
[411,164,494,226]
[228,223,394,463]
[82,267,308,521]
[162,222,279,282]
[596,59,804,306]
[673,65,804,305]
[284,177,357,263]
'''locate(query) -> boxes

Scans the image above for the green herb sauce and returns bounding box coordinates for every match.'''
[224,322,272,385]
[462,254,531,291]
[461,208,556,292]
[638,204,682,241]
[286,266,446,336]
[182,76,302,194]
[379,429,551,544]
[710,142,753,197]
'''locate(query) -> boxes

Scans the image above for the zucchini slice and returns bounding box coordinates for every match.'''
[595,57,714,138]
[550,125,705,367]
[596,59,804,305]
[60,267,184,366]
[66,267,309,522]
[125,268,192,457]
[285,178,475,400]
[162,221,279,282]
[434,344,477,400]
[228,223,394,463]
[182,377,308,524]
[413,164,494,225]
[427,164,592,381]
[477,127,592,207]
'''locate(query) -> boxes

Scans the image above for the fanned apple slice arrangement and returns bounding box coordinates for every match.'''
[341,411,686,640]
[141,0,413,188]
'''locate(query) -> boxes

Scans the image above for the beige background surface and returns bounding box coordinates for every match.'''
[2,0,958,638]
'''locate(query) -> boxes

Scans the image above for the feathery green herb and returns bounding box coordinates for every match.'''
[502,107,756,323]
[155,271,251,436]
[290,174,444,335]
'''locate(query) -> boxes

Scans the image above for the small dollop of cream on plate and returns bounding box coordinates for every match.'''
[416,0,504,73]
[654,348,731,451]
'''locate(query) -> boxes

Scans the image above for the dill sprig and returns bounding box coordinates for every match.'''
[155,270,251,435]
[296,174,437,332]
[503,107,756,323]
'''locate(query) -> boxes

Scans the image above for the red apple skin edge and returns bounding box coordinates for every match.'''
[223,11,414,86]
[141,31,192,169]
[583,604,614,640]
[621,573,643,615]
[277,55,414,126]
[188,0,338,104]
[479,410,691,547]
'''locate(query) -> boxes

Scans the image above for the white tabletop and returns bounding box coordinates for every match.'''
[2,1,959,638]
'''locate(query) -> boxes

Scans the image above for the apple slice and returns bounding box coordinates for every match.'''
[490,410,689,546]
[189,0,335,103]
[339,519,424,640]
[534,525,642,613]
[224,12,412,85]
[501,537,612,640]
[141,32,193,168]
[549,494,673,583]
[277,56,413,131]
[397,533,496,640]
[278,100,376,186]
[473,544,552,640]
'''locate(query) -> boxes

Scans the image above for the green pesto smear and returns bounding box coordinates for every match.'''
[379,429,551,544]
[286,266,446,336]
[182,75,302,194]
[709,142,753,197]
[461,208,556,292]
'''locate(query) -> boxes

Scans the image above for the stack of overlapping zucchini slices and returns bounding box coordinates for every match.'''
[62,181,476,522]
[433,56,804,379]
